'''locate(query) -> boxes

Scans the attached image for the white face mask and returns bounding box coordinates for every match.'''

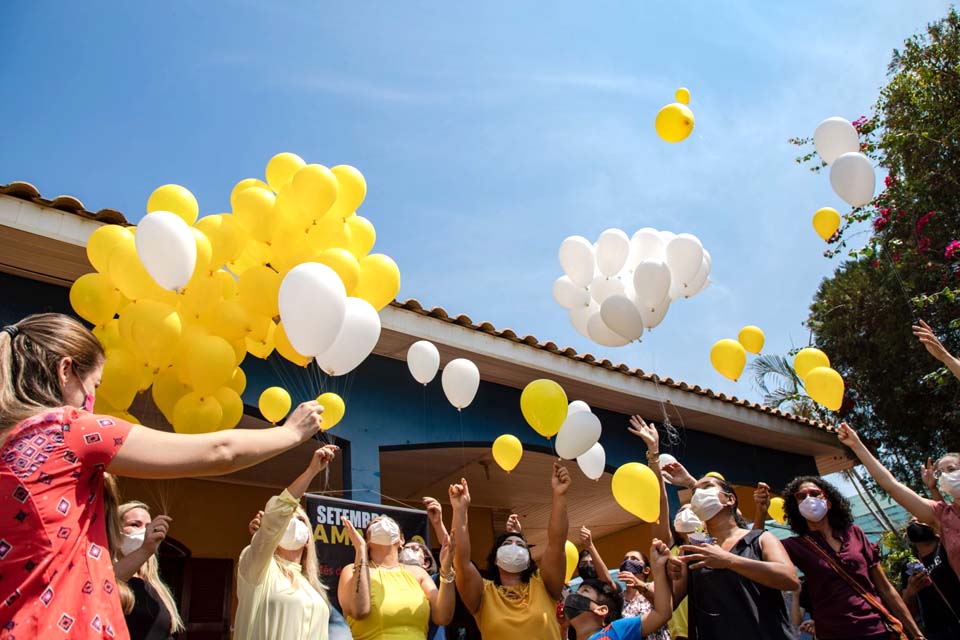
[496,543,531,573]
[798,496,829,522]
[690,486,726,522]
[674,508,703,533]
[120,527,146,556]
[939,470,960,499]
[278,518,312,551]
[399,547,424,567]
[368,518,401,546]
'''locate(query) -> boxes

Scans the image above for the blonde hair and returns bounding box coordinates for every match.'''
[118,501,185,634]
[278,506,328,600]
[101,474,137,614]
[0,313,104,436]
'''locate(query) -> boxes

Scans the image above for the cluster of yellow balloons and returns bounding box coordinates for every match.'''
[69,152,396,434]
[655,87,695,143]
[812,207,841,241]
[258,386,346,429]
[709,325,765,382]
[794,347,845,411]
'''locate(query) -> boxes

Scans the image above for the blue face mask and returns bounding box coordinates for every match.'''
[620,559,646,575]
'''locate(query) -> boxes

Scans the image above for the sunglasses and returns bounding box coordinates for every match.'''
[794,489,824,501]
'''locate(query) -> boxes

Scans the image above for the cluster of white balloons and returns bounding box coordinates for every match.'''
[559,400,606,480]
[814,117,876,207]
[553,228,711,347]
[407,340,480,410]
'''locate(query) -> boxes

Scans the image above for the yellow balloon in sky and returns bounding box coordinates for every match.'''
[237,264,282,319]
[805,366,844,411]
[202,299,249,342]
[655,102,695,143]
[675,87,691,105]
[231,178,270,211]
[87,225,134,274]
[737,325,765,355]
[794,348,830,381]
[331,165,367,212]
[187,335,235,395]
[228,239,273,275]
[275,322,311,367]
[612,463,660,522]
[214,387,244,430]
[564,540,579,583]
[710,339,747,381]
[345,216,376,258]
[266,152,306,192]
[317,248,361,294]
[492,434,523,472]
[108,237,177,304]
[812,207,841,241]
[197,214,246,270]
[353,253,400,311]
[293,164,339,222]
[768,497,787,524]
[147,184,199,226]
[70,273,121,326]
[520,379,568,438]
[233,186,278,243]
[317,392,346,430]
[307,215,352,252]
[190,227,213,282]
[179,272,223,321]
[173,392,223,434]
[259,386,291,423]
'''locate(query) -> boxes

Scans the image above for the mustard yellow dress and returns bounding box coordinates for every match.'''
[474,572,561,640]
[347,565,431,639]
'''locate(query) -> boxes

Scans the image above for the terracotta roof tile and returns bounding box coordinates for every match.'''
[1,182,130,226]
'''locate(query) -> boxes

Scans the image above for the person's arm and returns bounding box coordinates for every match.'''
[666,553,688,609]
[114,514,171,581]
[540,461,572,601]
[753,482,771,531]
[450,478,484,614]
[914,320,960,381]
[423,496,450,546]
[870,564,925,640]
[109,401,323,479]
[629,416,672,546]
[337,517,370,619]
[661,460,697,491]
[901,571,930,618]
[580,526,616,590]
[505,513,522,534]
[790,588,802,626]
[838,422,938,524]
[680,531,800,591]
[421,534,456,625]
[922,458,945,502]
[641,539,673,636]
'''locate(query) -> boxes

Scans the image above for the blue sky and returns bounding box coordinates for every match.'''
[1,1,952,405]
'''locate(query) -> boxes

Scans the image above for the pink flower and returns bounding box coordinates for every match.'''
[917,211,936,234]
[946,240,960,259]
[873,216,888,232]
[918,237,931,253]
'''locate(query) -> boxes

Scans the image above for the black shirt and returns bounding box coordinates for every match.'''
[901,544,960,634]
[124,578,174,640]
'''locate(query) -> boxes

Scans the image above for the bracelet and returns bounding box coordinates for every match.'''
[646,450,660,463]
[440,570,456,584]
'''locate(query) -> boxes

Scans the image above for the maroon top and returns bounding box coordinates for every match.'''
[781,525,887,639]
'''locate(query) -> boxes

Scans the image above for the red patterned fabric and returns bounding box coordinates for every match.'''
[0,408,133,639]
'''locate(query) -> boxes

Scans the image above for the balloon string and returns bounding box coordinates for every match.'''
[459,409,466,478]
[308,488,422,511]
[882,241,920,324]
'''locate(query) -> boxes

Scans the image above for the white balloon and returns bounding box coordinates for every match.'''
[552,275,590,309]
[568,400,591,415]
[577,442,606,480]
[659,230,676,246]
[590,275,626,304]
[135,211,197,291]
[315,297,381,376]
[813,117,860,165]
[631,228,665,263]
[441,358,480,409]
[685,250,712,298]
[596,228,630,277]
[632,260,673,309]
[407,340,440,385]
[640,293,671,329]
[830,152,876,207]
[556,410,602,460]
[559,236,596,288]
[659,453,677,467]
[569,301,599,338]
[587,312,631,347]
[278,262,347,357]
[600,294,644,342]
[665,233,704,292]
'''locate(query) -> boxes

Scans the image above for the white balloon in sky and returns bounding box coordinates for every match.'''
[633,260,673,309]
[587,312,631,347]
[569,301,599,338]
[577,443,606,480]
[813,117,860,165]
[596,228,631,277]
[631,228,665,263]
[559,236,596,288]
[640,293,671,329]
[600,294,644,342]
[830,151,876,207]
[590,274,626,305]
[553,275,590,309]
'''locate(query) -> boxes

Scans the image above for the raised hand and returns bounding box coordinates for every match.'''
[661,460,697,489]
[505,513,522,534]
[448,478,471,511]
[439,532,455,574]
[143,515,173,554]
[248,510,264,537]
[283,401,324,442]
[309,445,339,472]
[628,415,659,452]
[579,525,593,548]
[666,554,685,581]
[913,320,952,363]
[754,482,771,511]
[552,461,572,496]
[922,458,938,492]
[617,571,640,588]
[679,543,736,570]
[837,422,864,451]
[423,497,443,526]
[341,515,367,554]
[650,538,671,569]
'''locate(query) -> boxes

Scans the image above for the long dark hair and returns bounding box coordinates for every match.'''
[485,531,538,585]
[782,476,853,535]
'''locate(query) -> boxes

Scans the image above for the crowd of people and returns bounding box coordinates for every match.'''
[0,312,957,640]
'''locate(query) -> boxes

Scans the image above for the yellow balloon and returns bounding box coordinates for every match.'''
[201,299,249,342]
[179,272,223,321]
[246,313,274,343]
[737,325,765,355]
[230,178,270,211]
[275,322,311,367]
[97,349,140,410]
[196,214,246,269]
[172,392,223,434]
[237,265,281,318]
[245,321,276,359]
[266,152,306,192]
[564,540,579,583]
[768,497,787,524]
[611,463,661,522]
[353,253,400,311]
[215,387,244,430]
[794,348,830,381]
[307,215,352,252]
[293,164,339,222]
[520,379,568,438]
[345,216,376,258]
[655,102,695,143]
[128,300,182,368]
[317,248,361,294]
[187,335,235,395]
[812,207,841,241]
[93,319,122,352]
[331,165,367,212]
[231,338,247,365]
[710,339,747,381]
[259,386,291,423]
[189,227,213,281]
[70,273,121,325]
[228,367,247,395]
[233,186,277,243]
[215,269,238,299]
[492,434,523,472]
[805,366,844,411]
[273,182,308,228]
[147,184,199,226]
[152,366,191,423]
[675,87,691,105]
[108,237,176,304]
[317,392,345,430]
[86,225,134,273]
[228,240,272,275]
[270,225,315,274]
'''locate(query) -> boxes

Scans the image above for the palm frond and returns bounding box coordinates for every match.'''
[748,354,801,396]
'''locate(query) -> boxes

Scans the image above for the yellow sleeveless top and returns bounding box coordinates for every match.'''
[475,572,561,640]
[668,545,689,638]
[347,565,430,640]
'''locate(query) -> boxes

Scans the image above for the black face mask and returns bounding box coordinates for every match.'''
[578,564,598,579]
[563,593,596,621]
[907,522,937,543]
[620,559,646,575]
